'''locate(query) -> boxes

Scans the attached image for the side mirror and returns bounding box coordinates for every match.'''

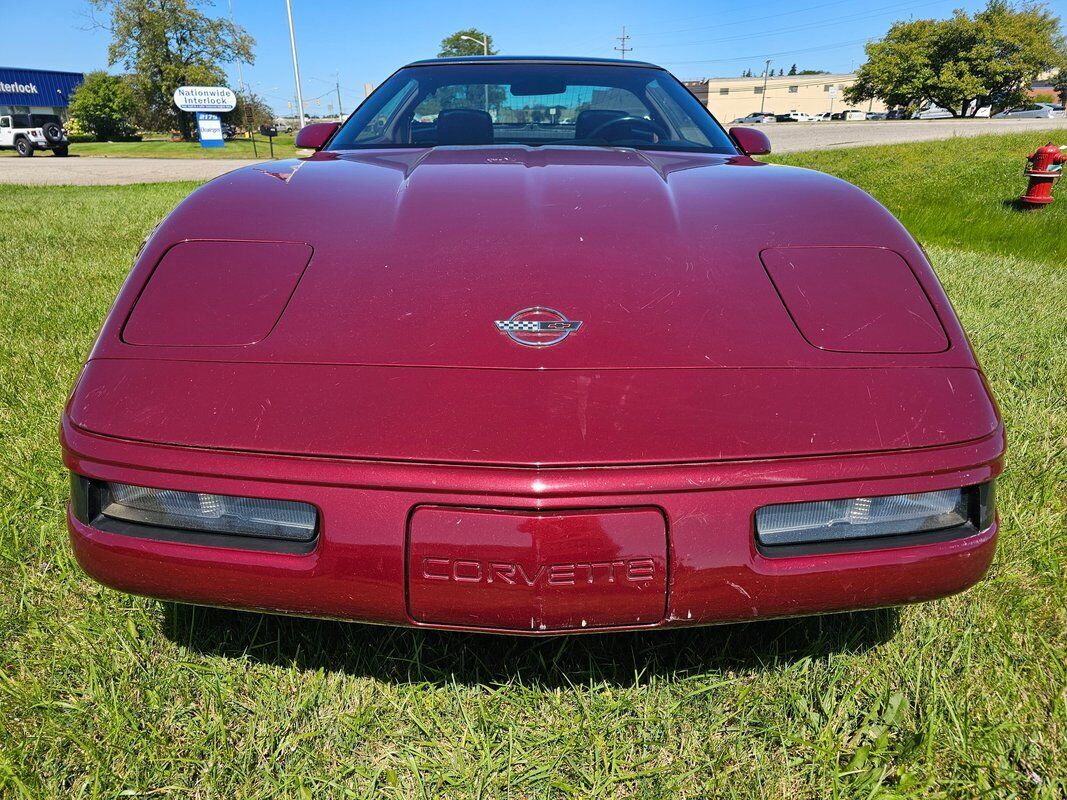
[729,126,771,156]
[294,122,340,151]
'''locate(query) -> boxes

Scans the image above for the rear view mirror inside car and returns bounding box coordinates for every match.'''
[509,78,568,96]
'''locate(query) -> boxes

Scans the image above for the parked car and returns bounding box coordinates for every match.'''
[886,108,907,120]
[732,111,776,124]
[775,111,815,122]
[914,103,991,119]
[64,55,1003,635]
[813,112,834,122]
[0,112,69,157]
[993,103,1065,119]
[912,105,952,120]
[866,111,888,120]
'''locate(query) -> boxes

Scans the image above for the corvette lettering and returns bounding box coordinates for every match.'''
[421,557,655,586]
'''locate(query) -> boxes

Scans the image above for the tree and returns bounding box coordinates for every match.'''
[1054,69,1067,102]
[438,28,498,57]
[845,1,1066,116]
[227,90,273,131]
[788,63,798,75]
[426,30,504,114]
[89,0,255,138]
[67,70,138,141]
[778,68,784,76]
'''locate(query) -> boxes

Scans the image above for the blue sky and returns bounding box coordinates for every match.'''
[7,0,1065,113]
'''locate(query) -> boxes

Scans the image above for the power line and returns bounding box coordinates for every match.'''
[632,0,931,37]
[628,0,855,35]
[637,0,943,50]
[664,38,873,67]
[563,0,893,52]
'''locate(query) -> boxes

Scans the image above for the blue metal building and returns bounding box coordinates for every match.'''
[0,67,85,117]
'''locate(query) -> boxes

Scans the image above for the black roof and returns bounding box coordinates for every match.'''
[404,55,661,68]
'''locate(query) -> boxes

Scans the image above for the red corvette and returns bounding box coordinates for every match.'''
[63,57,1003,634]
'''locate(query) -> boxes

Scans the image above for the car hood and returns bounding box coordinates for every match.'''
[72,146,996,465]
[101,145,974,371]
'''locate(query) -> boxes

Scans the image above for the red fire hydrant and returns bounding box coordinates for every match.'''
[1020,142,1066,206]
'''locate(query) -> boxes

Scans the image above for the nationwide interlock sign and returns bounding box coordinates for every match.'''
[172,86,237,113]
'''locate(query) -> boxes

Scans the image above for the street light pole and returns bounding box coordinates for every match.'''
[227,0,245,94]
[285,0,305,128]
[760,59,772,114]
[460,34,490,112]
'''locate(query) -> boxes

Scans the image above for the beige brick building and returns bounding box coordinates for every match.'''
[683,73,886,121]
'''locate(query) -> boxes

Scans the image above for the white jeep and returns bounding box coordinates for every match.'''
[0,113,70,157]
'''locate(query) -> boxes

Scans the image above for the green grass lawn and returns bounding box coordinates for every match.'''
[0,134,301,160]
[768,132,1067,264]
[0,134,1064,798]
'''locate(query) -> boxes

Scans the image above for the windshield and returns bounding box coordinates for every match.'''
[329,63,737,154]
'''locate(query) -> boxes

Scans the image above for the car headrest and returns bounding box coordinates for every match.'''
[436,108,494,145]
[575,109,629,140]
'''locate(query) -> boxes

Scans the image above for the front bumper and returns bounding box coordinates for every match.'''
[62,416,1004,634]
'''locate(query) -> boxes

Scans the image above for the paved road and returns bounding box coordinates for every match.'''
[3,118,1066,185]
[0,156,258,186]
[760,117,1067,153]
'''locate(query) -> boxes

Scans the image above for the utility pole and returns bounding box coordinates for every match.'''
[285,0,305,128]
[335,71,344,120]
[759,59,772,114]
[615,26,631,59]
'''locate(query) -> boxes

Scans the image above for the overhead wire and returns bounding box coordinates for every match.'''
[636,0,944,49]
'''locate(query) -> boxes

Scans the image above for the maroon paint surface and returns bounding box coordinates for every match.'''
[123,241,313,346]
[63,139,1005,633]
[407,506,668,631]
[761,247,949,353]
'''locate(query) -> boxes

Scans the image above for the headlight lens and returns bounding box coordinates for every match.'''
[99,482,317,541]
[756,485,990,548]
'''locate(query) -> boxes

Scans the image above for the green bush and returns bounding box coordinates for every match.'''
[62,116,96,143]
[67,71,138,142]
